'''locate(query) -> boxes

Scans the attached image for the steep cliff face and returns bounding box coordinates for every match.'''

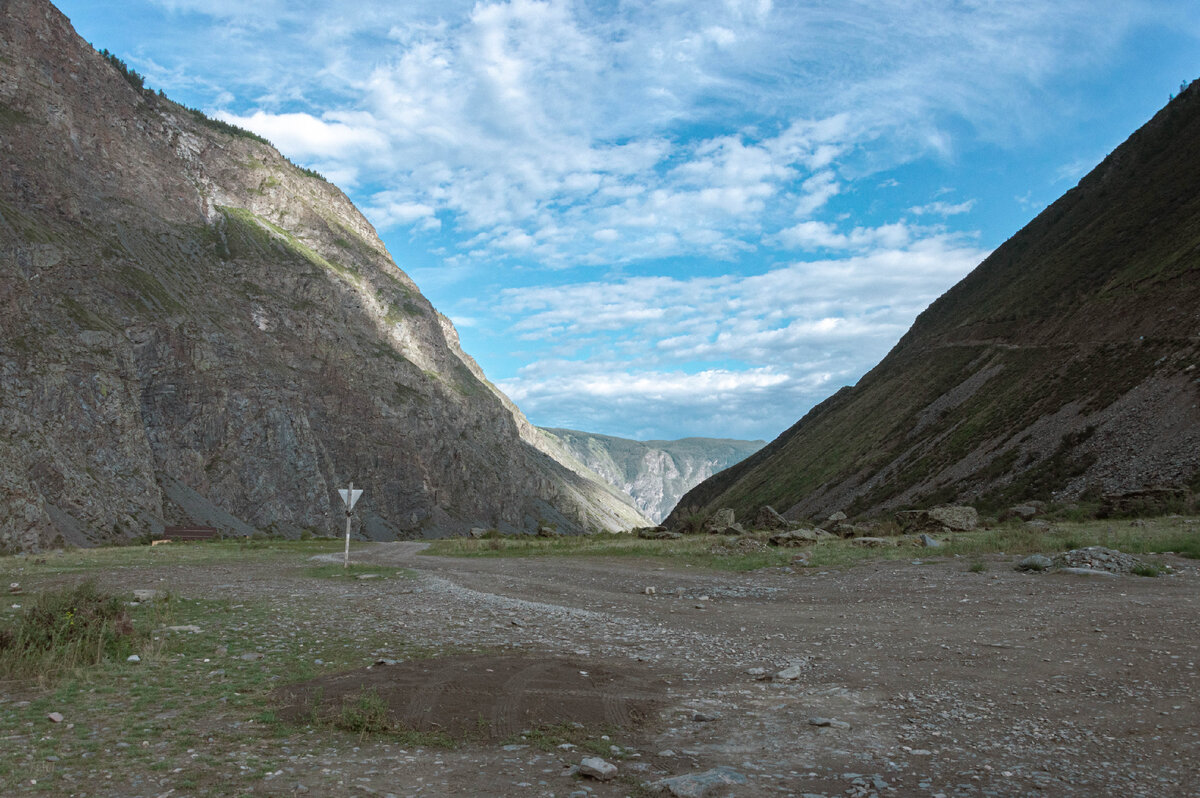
[541,429,763,522]
[668,83,1200,527]
[0,0,650,552]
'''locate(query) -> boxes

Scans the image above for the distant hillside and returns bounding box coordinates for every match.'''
[667,81,1200,527]
[541,429,763,522]
[0,0,650,552]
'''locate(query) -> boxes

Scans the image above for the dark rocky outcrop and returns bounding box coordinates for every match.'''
[667,81,1200,528]
[0,0,650,552]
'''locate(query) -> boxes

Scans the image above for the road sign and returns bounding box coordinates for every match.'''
[339,482,361,569]
[339,488,363,511]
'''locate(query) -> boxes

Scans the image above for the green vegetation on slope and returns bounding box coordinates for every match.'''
[668,82,1200,526]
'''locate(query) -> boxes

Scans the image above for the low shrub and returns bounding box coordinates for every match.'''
[0,581,139,680]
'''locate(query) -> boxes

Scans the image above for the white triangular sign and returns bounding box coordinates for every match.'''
[339,488,362,510]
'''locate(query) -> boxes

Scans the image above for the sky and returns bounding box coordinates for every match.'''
[55,0,1200,442]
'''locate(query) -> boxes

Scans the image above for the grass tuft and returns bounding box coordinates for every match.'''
[0,581,139,681]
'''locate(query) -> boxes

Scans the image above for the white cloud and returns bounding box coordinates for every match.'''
[909,199,976,216]
[104,0,1199,439]
[490,231,989,437]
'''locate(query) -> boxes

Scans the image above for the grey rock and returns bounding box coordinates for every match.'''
[126,654,141,663]
[896,505,979,533]
[654,766,748,798]
[578,756,617,781]
[239,652,264,661]
[1016,554,1053,572]
[769,528,819,547]
[772,661,808,680]
[636,526,682,540]
[1054,546,1144,574]
[755,505,790,530]
[1058,567,1119,577]
[47,712,64,723]
[808,716,851,729]
[918,533,942,547]
[827,511,848,523]
[132,589,164,602]
[1006,503,1042,521]
[849,536,894,548]
[703,508,742,535]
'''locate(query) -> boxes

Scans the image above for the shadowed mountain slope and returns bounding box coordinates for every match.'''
[0,0,650,552]
[539,429,764,522]
[668,82,1200,526]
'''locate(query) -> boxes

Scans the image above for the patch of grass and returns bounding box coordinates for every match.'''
[424,532,794,572]
[425,518,1200,573]
[0,101,32,125]
[1131,562,1165,577]
[968,560,988,573]
[0,581,139,682]
[0,543,433,795]
[337,688,390,736]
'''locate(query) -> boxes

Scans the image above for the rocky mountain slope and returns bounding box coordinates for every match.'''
[0,0,650,552]
[667,82,1200,527]
[538,429,763,522]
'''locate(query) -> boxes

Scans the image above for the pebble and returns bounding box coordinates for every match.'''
[127,654,141,663]
[47,712,64,723]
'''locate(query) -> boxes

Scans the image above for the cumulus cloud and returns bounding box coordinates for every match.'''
[491,231,989,438]
[104,0,1197,438]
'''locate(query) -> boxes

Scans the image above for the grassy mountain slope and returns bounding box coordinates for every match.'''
[667,82,1200,526]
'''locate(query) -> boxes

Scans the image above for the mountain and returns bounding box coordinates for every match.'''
[538,429,764,522]
[667,83,1200,527]
[0,0,650,553]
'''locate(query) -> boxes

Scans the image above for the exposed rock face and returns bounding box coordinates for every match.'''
[0,0,650,552]
[539,429,763,522]
[667,81,1200,528]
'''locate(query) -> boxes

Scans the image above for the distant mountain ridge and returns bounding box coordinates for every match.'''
[540,429,763,522]
[667,81,1200,526]
[0,0,650,552]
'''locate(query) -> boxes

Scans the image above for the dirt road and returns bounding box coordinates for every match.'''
[15,541,1196,797]
[269,542,1199,797]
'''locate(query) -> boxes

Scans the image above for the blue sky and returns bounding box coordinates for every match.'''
[55,0,1200,442]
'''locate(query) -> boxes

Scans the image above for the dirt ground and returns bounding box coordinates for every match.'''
[15,541,1200,797]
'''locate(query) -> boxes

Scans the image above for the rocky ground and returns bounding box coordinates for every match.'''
[4,541,1199,797]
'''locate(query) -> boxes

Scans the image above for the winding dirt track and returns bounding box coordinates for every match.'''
[288,541,1200,797]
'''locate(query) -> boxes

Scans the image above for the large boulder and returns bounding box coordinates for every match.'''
[1003,502,1044,521]
[704,508,743,535]
[635,526,682,540]
[895,505,978,533]
[754,506,790,530]
[768,528,820,547]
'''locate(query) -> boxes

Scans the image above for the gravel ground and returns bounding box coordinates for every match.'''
[8,542,1199,797]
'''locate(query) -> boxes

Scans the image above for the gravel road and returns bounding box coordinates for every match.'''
[258,542,1200,798]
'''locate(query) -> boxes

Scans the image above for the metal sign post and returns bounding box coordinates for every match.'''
[338,482,363,569]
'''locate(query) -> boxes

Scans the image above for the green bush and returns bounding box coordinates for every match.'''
[0,582,139,680]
